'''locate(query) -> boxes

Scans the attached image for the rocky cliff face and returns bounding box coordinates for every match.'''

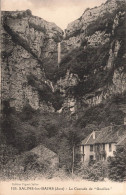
[1,10,63,111]
[54,0,126,115]
[1,0,126,116]
[60,0,118,56]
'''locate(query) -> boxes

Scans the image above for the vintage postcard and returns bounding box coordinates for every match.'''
[0,0,126,194]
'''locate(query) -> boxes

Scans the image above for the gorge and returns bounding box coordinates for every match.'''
[1,0,126,180]
[1,0,126,115]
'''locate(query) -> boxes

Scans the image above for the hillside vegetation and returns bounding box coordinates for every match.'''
[1,91,126,172]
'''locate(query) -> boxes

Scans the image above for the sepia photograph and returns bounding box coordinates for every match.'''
[0,0,126,194]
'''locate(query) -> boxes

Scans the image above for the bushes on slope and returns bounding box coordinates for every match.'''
[76,92,126,129]
[108,145,126,182]
[76,161,108,181]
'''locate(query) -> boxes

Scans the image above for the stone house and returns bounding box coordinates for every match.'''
[80,125,126,164]
[80,131,100,163]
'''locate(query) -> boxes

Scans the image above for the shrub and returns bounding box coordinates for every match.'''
[2,101,16,145]
[52,90,64,111]
[16,13,22,19]
[20,103,36,121]
[65,29,81,40]
[0,151,53,180]
[86,8,123,36]
[29,22,46,33]
[27,74,38,87]
[26,9,32,16]
[76,161,108,181]
[0,144,18,166]
[81,39,88,47]
[2,101,37,151]
[114,12,126,70]
[108,145,126,182]
[22,152,51,173]
[76,92,126,129]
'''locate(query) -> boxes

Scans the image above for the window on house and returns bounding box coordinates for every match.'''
[81,145,84,162]
[97,144,100,151]
[90,145,93,152]
[90,155,94,161]
[109,143,112,152]
[82,145,84,154]
[103,144,105,151]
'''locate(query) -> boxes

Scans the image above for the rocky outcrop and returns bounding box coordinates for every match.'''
[54,0,126,114]
[65,0,117,38]
[1,10,63,111]
[59,0,125,58]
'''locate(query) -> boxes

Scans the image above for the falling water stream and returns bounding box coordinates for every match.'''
[58,42,61,66]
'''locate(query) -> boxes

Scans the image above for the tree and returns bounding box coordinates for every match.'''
[1,100,16,145]
[26,9,32,16]
[108,144,126,182]
[58,126,83,174]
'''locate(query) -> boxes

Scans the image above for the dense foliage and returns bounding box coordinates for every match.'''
[114,11,126,70]
[1,100,83,174]
[76,161,108,181]
[1,90,126,180]
[46,40,112,86]
[108,145,126,182]
[27,74,64,111]
[76,92,126,129]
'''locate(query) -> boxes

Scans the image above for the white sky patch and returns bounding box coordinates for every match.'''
[1,0,107,29]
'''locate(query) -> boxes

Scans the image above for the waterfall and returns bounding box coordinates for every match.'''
[58,42,61,65]
[63,30,66,38]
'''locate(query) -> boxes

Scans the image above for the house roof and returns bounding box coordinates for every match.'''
[81,131,101,145]
[95,125,126,144]
[81,125,126,145]
[31,144,58,162]
[116,135,126,146]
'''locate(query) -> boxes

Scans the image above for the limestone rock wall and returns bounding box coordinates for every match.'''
[54,0,126,115]
[65,0,117,38]
[1,10,63,111]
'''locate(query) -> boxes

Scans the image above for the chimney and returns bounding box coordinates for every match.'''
[93,131,95,139]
